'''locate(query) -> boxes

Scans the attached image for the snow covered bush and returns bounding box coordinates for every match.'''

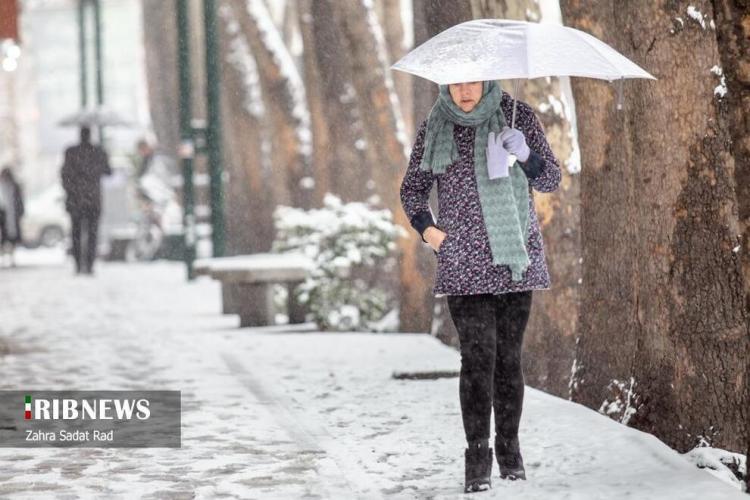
[271,193,407,331]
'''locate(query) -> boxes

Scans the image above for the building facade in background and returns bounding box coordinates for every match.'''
[5,0,150,196]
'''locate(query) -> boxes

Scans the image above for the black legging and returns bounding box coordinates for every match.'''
[446,291,533,445]
[70,210,100,273]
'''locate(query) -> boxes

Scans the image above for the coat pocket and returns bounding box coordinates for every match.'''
[436,231,453,259]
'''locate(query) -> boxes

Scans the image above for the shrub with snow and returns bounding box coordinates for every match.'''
[272,193,407,332]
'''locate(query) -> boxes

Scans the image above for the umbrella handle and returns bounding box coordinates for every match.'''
[510,78,520,129]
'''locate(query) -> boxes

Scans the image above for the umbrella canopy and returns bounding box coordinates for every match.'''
[392,19,657,85]
[392,19,656,127]
[58,106,133,128]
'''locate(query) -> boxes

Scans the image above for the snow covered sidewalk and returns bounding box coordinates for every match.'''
[0,252,745,499]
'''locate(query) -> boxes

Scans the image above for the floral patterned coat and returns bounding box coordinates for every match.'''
[399,90,562,297]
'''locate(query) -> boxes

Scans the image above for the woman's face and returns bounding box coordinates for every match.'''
[448,81,483,112]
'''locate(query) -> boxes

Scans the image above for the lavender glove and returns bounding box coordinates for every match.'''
[498,126,531,163]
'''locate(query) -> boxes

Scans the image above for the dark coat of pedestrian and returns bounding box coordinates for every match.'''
[60,127,112,274]
[61,127,112,215]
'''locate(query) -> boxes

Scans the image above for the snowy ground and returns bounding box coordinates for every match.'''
[0,248,746,499]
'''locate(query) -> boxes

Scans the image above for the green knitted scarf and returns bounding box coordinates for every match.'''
[419,80,530,282]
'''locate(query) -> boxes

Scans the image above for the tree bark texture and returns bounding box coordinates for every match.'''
[708,0,750,482]
[217,1,275,254]
[378,0,414,136]
[330,0,422,333]
[301,0,373,204]
[141,0,180,156]
[561,0,749,453]
[230,0,312,210]
[297,0,331,207]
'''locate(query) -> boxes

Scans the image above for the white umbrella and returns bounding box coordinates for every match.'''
[58,106,133,128]
[392,19,657,127]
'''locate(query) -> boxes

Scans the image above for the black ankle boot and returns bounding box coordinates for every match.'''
[464,439,493,493]
[495,435,526,480]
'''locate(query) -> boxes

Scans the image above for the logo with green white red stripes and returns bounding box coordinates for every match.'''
[24,395,31,420]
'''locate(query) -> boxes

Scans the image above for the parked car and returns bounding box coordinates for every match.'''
[21,154,181,259]
[21,184,69,248]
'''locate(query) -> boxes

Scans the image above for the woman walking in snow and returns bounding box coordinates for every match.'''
[399,80,561,493]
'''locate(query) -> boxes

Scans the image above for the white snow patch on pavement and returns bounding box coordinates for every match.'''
[0,258,746,498]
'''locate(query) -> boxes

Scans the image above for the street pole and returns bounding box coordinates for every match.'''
[77,0,87,108]
[92,0,104,144]
[202,0,225,257]
[93,0,103,105]
[176,0,196,279]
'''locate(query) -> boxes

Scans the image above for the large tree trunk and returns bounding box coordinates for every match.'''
[709,0,750,485]
[470,0,581,399]
[141,0,180,156]
[561,0,749,453]
[230,0,313,210]
[297,0,330,207]
[377,0,414,136]
[217,1,275,254]
[409,0,472,341]
[330,0,419,332]
[299,0,372,204]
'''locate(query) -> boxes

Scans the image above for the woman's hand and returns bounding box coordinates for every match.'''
[423,226,447,252]
[498,126,531,163]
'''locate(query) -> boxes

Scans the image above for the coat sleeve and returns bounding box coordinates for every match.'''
[399,119,436,243]
[517,106,562,193]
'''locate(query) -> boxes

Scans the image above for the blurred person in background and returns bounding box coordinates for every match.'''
[60,126,112,275]
[0,166,25,267]
[132,137,179,260]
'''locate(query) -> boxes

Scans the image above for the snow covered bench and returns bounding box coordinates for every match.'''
[193,253,314,327]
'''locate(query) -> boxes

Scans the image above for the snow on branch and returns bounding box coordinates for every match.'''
[245,0,312,157]
[219,4,265,119]
[361,0,409,159]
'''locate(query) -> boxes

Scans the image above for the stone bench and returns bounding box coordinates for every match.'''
[193,253,314,327]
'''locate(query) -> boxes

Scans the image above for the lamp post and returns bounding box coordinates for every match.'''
[77,0,87,107]
[202,0,225,258]
[77,0,105,143]
[176,0,196,279]
[174,0,225,280]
